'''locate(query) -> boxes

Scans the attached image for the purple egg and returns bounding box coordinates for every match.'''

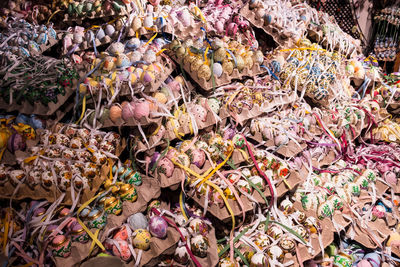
[149,152,161,170]
[149,216,168,239]
[7,133,26,153]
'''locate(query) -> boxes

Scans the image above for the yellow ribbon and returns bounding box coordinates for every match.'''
[47,9,61,24]
[23,156,38,164]
[76,95,86,124]
[204,46,209,65]
[205,180,235,232]
[173,161,235,233]
[156,48,166,56]
[89,229,101,254]
[193,6,207,25]
[144,33,158,47]
[77,192,106,251]
[179,191,189,221]
[198,147,233,187]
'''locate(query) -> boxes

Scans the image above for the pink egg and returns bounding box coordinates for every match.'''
[215,21,224,33]
[227,22,238,36]
[357,260,373,267]
[158,157,174,177]
[133,101,150,120]
[122,102,136,121]
[167,80,180,92]
[191,149,205,168]
[166,147,179,160]
[385,172,397,185]
[190,104,207,122]
[149,216,168,238]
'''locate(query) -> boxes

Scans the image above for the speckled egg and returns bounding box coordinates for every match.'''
[132,229,151,250]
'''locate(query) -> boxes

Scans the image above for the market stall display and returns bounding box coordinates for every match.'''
[1,0,400,266]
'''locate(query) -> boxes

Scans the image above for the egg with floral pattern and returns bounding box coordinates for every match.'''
[149,216,168,239]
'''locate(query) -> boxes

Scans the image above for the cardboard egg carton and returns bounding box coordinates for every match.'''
[32,32,61,55]
[168,52,266,91]
[0,139,126,205]
[55,177,161,266]
[62,22,160,55]
[251,168,305,205]
[239,3,297,49]
[293,202,335,263]
[163,20,205,42]
[190,187,255,222]
[120,55,176,95]
[63,2,132,23]
[101,116,162,129]
[0,65,82,116]
[189,226,219,267]
[62,32,118,55]
[162,107,230,143]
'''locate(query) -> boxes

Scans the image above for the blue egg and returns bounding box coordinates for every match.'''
[96,28,105,40]
[263,14,272,25]
[19,47,30,57]
[364,253,380,267]
[48,27,57,39]
[271,60,281,73]
[16,114,29,125]
[29,115,45,129]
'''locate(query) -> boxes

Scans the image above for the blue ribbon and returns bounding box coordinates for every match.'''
[260,65,279,81]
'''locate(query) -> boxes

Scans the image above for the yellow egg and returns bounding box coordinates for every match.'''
[387,232,400,246]
[132,229,151,250]
[175,76,184,85]
[153,92,167,104]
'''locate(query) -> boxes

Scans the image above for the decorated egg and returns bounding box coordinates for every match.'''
[127,213,148,231]
[7,133,26,153]
[213,62,223,78]
[250,253,267,267]
[112,240,131,261]
[249,176,265,190]
[132,229,151,250]
[189,218,208,236]
[190,234,209,258]
[149,216,168,239]
[157,157,174,177]
[371,205,386,221]
[317,201,334,220]
[254,232,270,249]
[174,246,189,264]
[132,100,150,120]
[198,64,212,80]
[363,253,380,267]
